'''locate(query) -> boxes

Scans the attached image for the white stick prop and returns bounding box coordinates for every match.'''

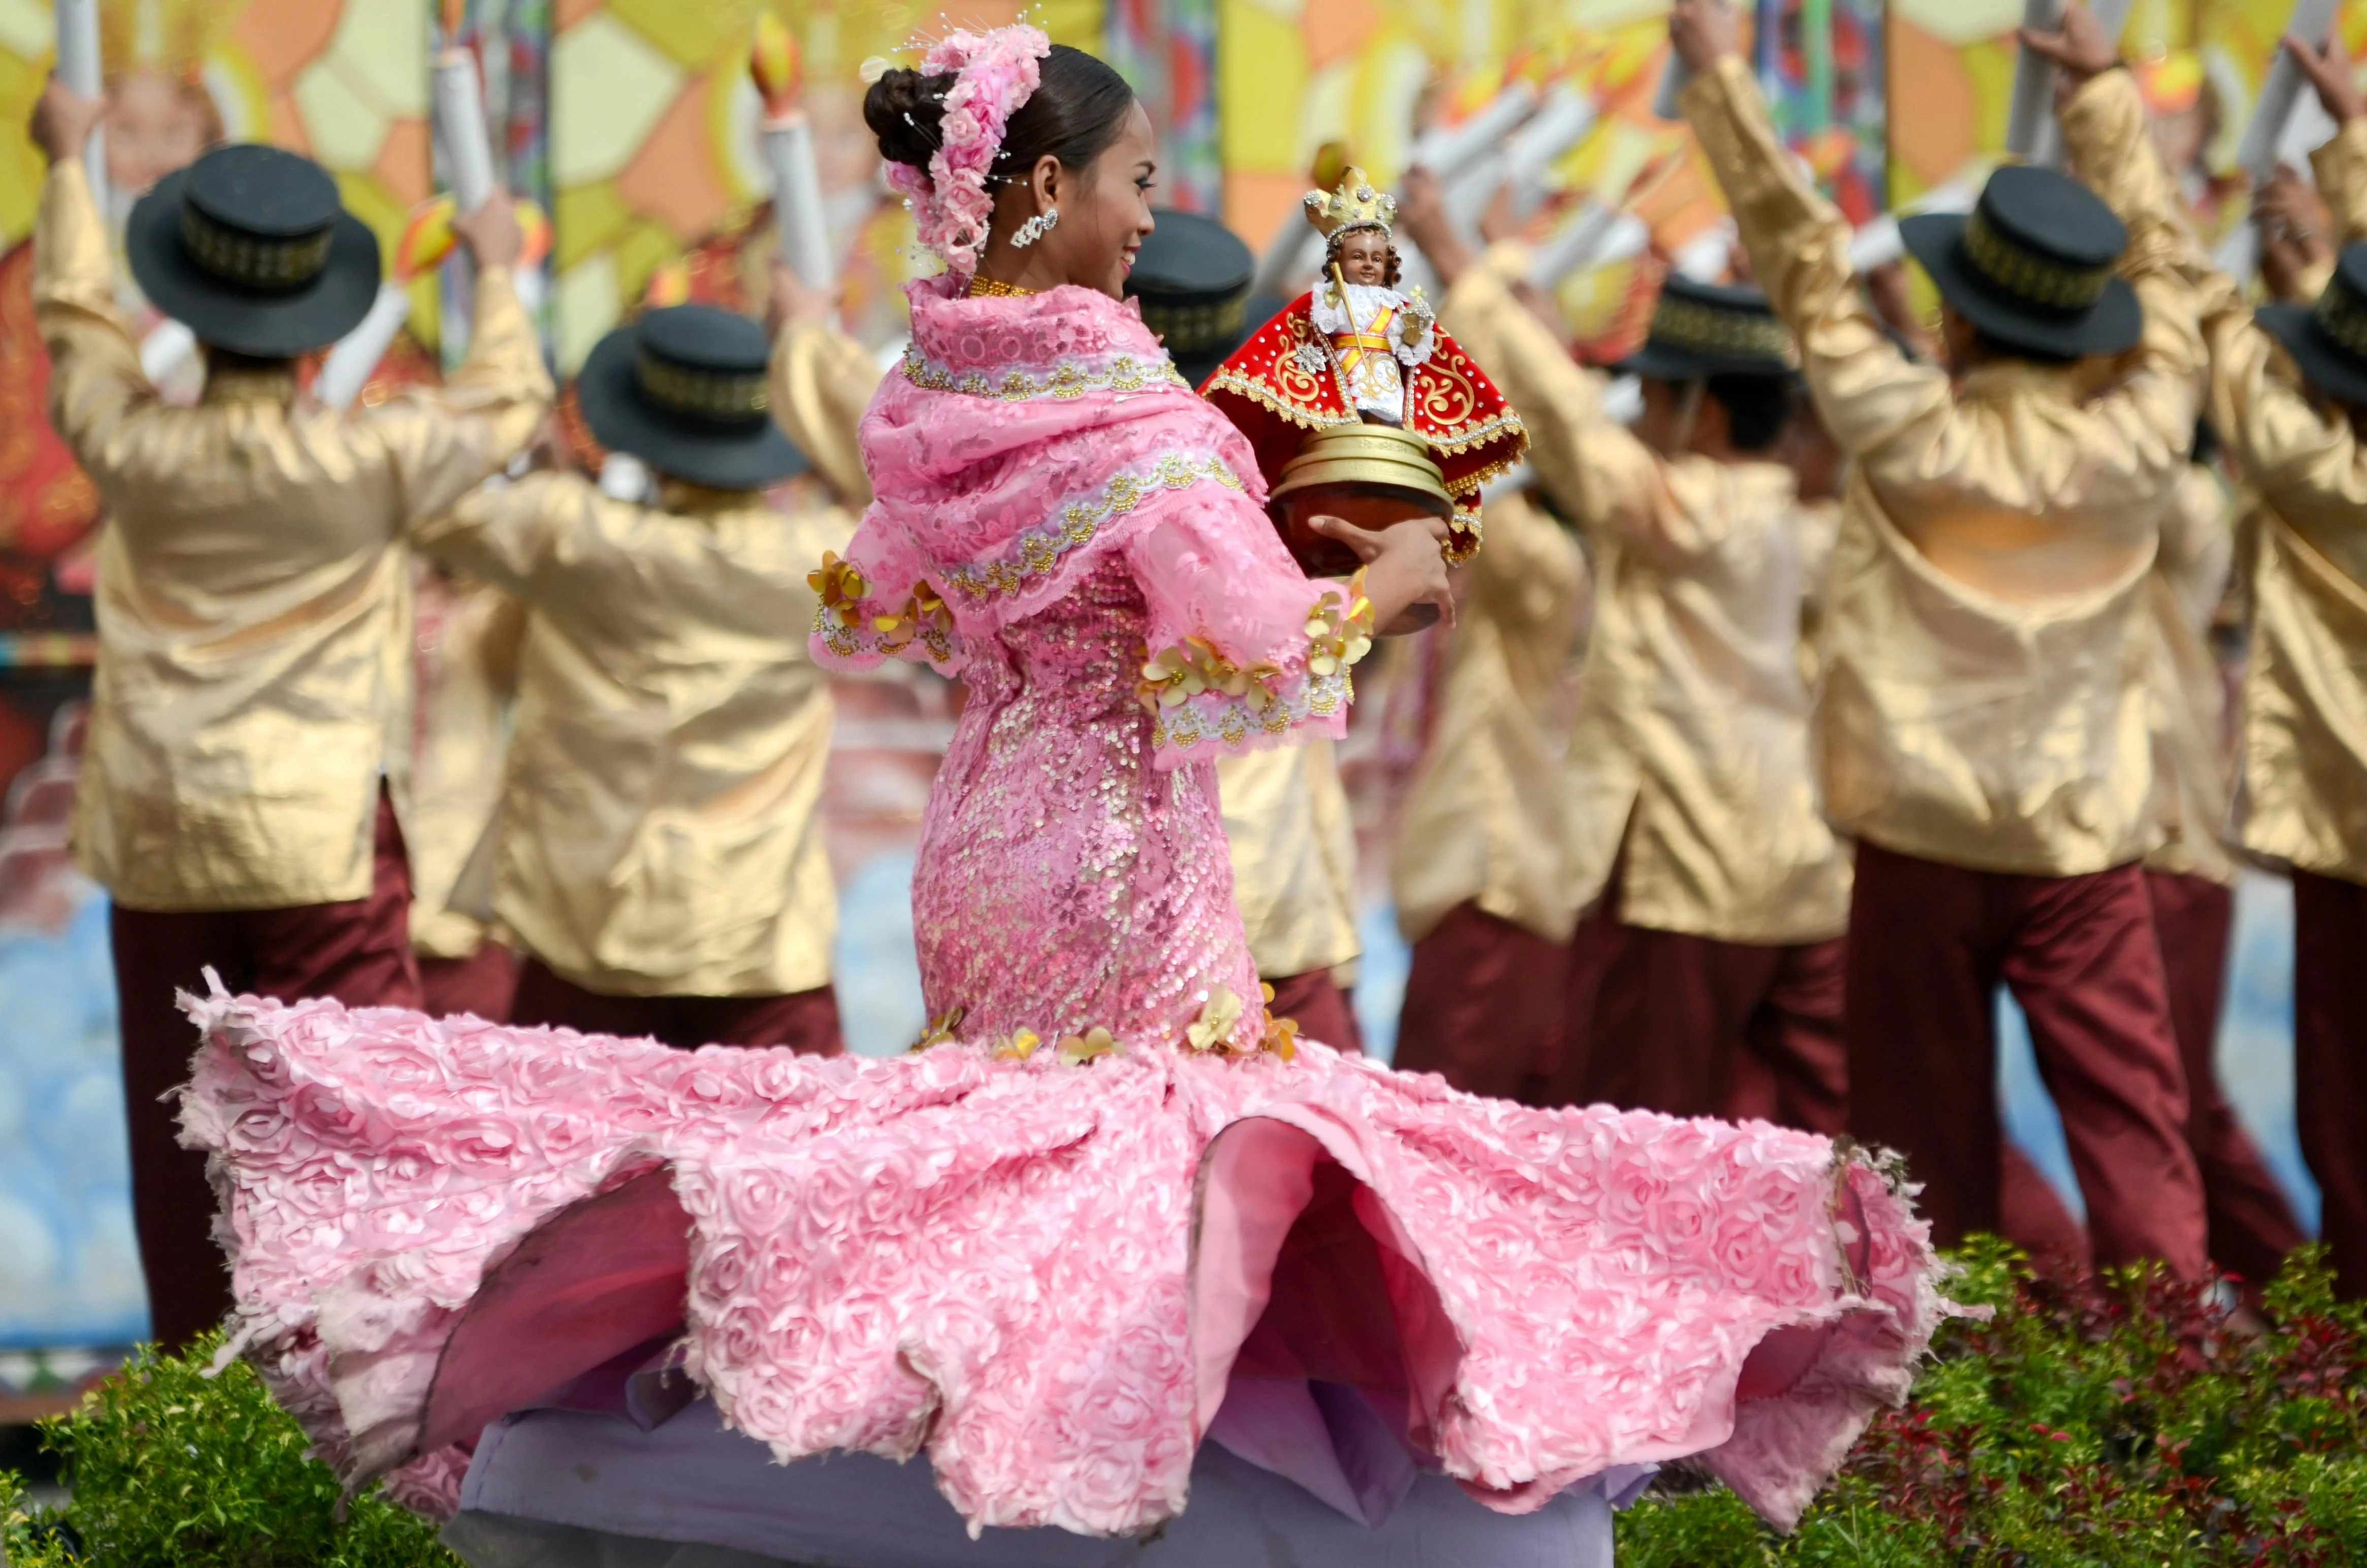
[1651,52,1695,122]
[1503,86,1597,219]
[1444,149,1509,233]
[764,114,837,289]
[2004,0,2066,161]
[2213,223,2261,288]
[2239,0,2341,184]
[138,318,198,387]
[1527,202,1649,288]
[433,47,498,214]
[1408,82,1539,180]
[1848,214,1905,273]
[751,16,836,290]
[1846,179,1978,272]
[1672,217,1737,281]
[316,285,413,411]
[53,0,107,208]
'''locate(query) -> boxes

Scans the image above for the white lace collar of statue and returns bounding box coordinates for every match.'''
[1311,278,1436,367]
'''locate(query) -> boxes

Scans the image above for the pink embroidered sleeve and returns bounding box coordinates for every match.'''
[808,514,964,676]
[1124,488,1371,768]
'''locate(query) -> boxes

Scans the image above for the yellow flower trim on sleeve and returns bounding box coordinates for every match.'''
[1305,569,1375,678]
[808,551,869,628]
[870,581,956,663]
[1135,637,1286,714]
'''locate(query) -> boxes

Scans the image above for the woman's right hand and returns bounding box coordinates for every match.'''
[1303,513,1457,633]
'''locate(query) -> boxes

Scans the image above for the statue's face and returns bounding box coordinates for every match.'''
[1336,228,1390,287]
[105,70,217,196]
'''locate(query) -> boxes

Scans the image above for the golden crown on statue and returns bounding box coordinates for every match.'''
[1301,166,1396,240]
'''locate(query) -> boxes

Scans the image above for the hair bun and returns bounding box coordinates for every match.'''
[865,67,956,170]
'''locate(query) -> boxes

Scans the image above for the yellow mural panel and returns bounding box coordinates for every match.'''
[547,0,1103,368]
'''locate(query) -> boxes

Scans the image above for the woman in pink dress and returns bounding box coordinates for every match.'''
[178,26,1953,1559]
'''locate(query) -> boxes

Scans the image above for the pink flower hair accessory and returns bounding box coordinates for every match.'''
[887,23,1050,279]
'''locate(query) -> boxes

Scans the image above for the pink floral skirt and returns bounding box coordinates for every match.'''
[180,986,1952,1538]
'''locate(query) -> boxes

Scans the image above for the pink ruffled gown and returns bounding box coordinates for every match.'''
[178,276,1952,1551]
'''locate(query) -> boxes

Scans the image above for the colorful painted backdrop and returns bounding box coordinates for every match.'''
[0,0,2350,1366]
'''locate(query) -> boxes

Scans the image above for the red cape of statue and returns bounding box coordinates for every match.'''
[1200,290,1527,516]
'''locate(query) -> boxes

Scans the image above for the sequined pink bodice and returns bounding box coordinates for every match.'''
[915,558,1261,1047]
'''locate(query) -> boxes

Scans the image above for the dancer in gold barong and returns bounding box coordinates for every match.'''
[2182,32,2367,1297]
[1674,0,2211,1271]
[1402,177,1849,1123]
[411,282,856,1054]
[27,81,550,1348]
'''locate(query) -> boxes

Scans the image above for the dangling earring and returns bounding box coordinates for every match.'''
[1011,206,1059,248]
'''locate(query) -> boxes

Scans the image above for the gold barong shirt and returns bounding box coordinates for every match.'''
[37,160,552,910]
[1218,740,1363,980]
[2202,119,2367,887]
[1686,61,2206,877]
[407,572,525,959]
[2142,465,2238,885]
[1444,248,1849,944]
[415,472,851,998]
[1387,484,1589,946]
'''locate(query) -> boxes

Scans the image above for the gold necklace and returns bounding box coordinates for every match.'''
[966,275,1037,298]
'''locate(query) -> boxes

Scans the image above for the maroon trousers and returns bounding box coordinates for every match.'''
[2146,871,2305,1289]
[510,957,844,1055]
[111,789,423,1352]
[1264,967,1364,1055]
[1391,902,1566,1101]
[419,940,520,1023]
[1575,917,1851,1131]
[1846,841,2207,1276]
[2292,868,2367,1299]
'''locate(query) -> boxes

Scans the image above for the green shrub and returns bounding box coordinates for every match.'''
[1,1334,457,1567]
[4,1243,2360,1565]
[1620,1238,2367,1566]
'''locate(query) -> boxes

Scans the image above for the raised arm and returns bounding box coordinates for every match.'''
[766,259,883,507]
[2193,41,2367,542]
[1439,248,1670,547]
[2050,52,2210,486]
[30,82,167,500]
[367,200,555,527]
[412,469,594,600]
[1676,50,1954,473]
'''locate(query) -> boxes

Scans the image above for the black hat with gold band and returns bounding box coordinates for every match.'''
[577,304,807,492]
[1900,163,2141,360]
[1617,274,1797,382]
[126,144,381,357]
[1125,209,1255,388]
[2259,243,2367,409]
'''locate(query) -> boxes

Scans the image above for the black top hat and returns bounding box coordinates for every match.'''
[1617,274,1797,382]
[1899,164,2141,361]
[126,144,382,358]
[1126,210,1256,388]
[2259,243,2367,409]
[577,304,807,493]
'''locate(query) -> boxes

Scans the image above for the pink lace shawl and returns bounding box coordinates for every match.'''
[812,276,1350,765]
